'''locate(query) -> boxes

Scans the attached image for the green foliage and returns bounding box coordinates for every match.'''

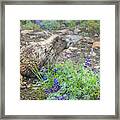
[42,20,61,30]
[20,20,100,36]
[65,20,76,29]
[31,63,54,89]
[80,20,100,36]
[31,60,100,100]
[20,20,40,30]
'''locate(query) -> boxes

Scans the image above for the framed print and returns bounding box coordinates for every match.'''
[0,0,119,119]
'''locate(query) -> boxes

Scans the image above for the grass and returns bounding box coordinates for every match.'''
[31,60,100,100]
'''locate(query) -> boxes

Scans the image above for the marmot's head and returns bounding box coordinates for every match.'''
[53,36,67,53]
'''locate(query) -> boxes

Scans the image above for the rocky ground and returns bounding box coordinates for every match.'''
[20,28,100,100]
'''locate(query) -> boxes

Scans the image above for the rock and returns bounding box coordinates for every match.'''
[90,48,96,56]
[20,30,52,46]
[20,34,67,77]
[94,65,100,69]
[93,34,100,41]
[20,86,47,100]
[74,28,81,35]
[55,29,72,35]
[20,85,26,89]
[84,37,94,44]
[27,84,31,88]
[28,31,52,38]
[94,33,99,37]
[90,52,96,57]
[63,35,83,48]
[21,30,34,35]
[80,38,87,43]
[56,46,81,64]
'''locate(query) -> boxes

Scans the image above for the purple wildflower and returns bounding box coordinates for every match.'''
[84,57,91,68]
[53,68,58,73]
[57,96,65,100]
[53,85,61,92]
[54,78,59,85]
[50,88,53,93]
[45,89,50,94]
[34,20,45,29]
[92,68,97,74]
[34,20,42,25]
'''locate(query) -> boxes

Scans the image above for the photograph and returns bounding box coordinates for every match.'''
[1,0,118,118]
[20,20,100,100]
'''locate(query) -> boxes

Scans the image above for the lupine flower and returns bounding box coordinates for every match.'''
[50,88,53,93]
[34,20,45,29]
[52,84,61,92]
[45,89,50,94]
[85,57,91,63]
[92,68,97,74]
[84,57,91,68]
[53,68,58,73]
[56,96,65,100]
[44,78,61,94]
[54,78,59,85]
[34,20,42,25]
[57,94,70,100]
